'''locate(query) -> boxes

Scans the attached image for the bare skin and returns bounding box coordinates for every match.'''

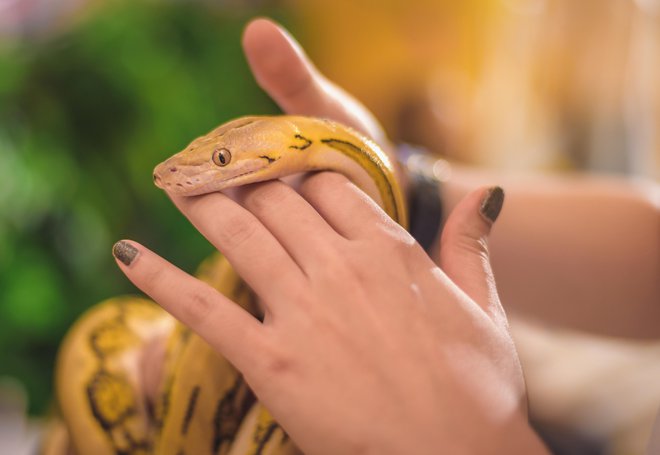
[445,168,660,338]
[242,18,660,339]
[110,16,660,454]
[115,182,547,454]
[113,15,660,453]
[114,18,549,455]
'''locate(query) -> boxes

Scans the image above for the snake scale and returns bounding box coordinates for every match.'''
[48,115,407,455]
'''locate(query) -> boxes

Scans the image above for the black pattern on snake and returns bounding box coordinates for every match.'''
[51,116,406,455]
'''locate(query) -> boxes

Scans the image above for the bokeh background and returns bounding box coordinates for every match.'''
[0,0,284,415]
[0,0,658,453]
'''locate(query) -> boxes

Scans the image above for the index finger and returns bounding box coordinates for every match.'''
[112,240,266,372]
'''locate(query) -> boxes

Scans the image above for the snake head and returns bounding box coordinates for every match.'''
[153,116,290,196]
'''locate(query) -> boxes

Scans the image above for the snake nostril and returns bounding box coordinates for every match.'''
[153,173,161,183]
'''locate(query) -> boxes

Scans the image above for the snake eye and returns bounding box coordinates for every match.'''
[212,148,231,167]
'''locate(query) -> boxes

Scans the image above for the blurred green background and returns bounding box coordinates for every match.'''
[0,0,289,415]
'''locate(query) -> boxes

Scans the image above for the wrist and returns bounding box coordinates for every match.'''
[385,418,548,455]
[397,143,451,253]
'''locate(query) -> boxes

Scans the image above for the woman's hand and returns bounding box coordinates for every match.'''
[241,18,395,162]
[113,173,546,454]
[112,18,546,454]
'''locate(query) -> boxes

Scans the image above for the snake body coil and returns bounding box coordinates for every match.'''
[51,116,407,454]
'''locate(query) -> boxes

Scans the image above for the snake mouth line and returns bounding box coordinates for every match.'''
[215,156,280,188]
[219,168,262,187]
[172,168,265,196]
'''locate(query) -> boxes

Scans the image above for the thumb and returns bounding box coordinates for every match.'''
[437,186,505,320]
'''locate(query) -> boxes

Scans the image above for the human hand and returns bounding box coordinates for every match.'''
[112,177,547,454]
[241,18,394,163]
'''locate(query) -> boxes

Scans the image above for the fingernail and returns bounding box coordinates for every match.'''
[480,186,505,224]
[112,240,139,266]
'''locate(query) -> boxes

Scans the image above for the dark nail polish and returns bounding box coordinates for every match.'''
[480,186,505,223]
[112,241,138,266]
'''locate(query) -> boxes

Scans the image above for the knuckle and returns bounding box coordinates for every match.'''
[369,224,421,259]
[254,339,294,380]
[279,69,317,101]
[392,233,423,255]
[263,353,292,377]
[319,248,355,279]
[141,265,166,289]
[216,214,260,250]
[444,230,490,259]
[346,237,422,286]
[375,219,415,243]
[300,171,345,194]
[180,288,215,326]
[243,182,293,213]
[334,253,373,293]
[403,239,428,263]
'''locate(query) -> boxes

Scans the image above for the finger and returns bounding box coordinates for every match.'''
[436,186,507,322]
[297,171,402,240]
[241,18,386,144]
[167,191,306,304]
[111,240,265,371]
[242,17,320,115]
[237,180,343,270]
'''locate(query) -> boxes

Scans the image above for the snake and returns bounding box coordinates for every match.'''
[48,115,407,455]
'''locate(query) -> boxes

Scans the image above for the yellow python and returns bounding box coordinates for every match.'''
[49,115,407,455]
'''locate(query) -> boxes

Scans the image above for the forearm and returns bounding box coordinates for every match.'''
[437,166,660,338]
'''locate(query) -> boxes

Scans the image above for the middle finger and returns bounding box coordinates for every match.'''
[236,179,344,271]
[169,190,305,304]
